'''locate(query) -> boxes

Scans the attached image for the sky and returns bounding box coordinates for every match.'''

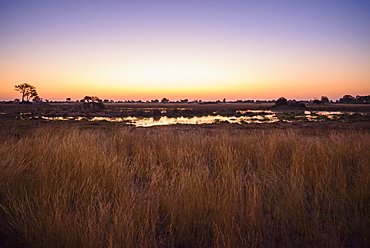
[1,0,369,101]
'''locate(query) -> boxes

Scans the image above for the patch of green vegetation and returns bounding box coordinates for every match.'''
[334,113,368,122]
[315,115,329,121]
[277,112,298,121]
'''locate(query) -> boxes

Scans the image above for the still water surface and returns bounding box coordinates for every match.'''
[39,111,359,127]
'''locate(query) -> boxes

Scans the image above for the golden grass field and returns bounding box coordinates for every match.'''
[0,121,369,247]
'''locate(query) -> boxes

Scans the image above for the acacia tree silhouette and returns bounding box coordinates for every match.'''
[80,96,104,111]
[84,96,100,103]
[14,83,38,102]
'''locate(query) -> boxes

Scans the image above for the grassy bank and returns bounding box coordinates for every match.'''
[0,126,369,247]
[1,102,370,119]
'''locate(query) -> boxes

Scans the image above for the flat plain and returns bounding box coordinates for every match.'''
[0,103,369,247]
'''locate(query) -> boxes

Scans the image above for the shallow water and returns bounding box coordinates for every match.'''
[41,115,278,126]
[37,110,365,127]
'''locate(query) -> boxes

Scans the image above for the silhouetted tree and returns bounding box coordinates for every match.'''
[161,97,169,103]
[33,95,43,104]
[79,96,105,111]
[339,95,355,104]
[275,97,288,106]
[14,83,38,102]
[355,95,370,104]
[84,96,100,103]
[93,96,101,103]
[321,96,329,103]
[30,89,39,101]
[84,96,92,102]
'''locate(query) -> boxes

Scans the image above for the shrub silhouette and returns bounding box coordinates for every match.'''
[275,97,288,106]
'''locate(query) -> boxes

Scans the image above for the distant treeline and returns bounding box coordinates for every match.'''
[2,94,369,104]
[338,95,370,104]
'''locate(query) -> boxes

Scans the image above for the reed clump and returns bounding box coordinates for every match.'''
[0,126,369,247]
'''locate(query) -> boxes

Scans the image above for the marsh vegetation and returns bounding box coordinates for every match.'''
[0,124,369,247]
[1,103,369,127]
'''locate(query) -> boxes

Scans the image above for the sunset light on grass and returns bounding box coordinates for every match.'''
[1,0,369,101]
[1,2,370,247]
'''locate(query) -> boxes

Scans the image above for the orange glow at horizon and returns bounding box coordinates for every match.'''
[1,65,369,101]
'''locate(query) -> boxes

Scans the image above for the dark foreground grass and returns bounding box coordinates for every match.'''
[0,125,369,247]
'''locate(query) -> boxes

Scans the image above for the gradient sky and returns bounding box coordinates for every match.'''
[1,0,369,101]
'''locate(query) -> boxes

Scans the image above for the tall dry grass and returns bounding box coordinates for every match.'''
[0,126,369,247]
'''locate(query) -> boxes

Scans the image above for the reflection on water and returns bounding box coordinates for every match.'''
[132,115,279,127]
[39,111,364,127]
[41,115,279,127]
[238,110,274,114]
